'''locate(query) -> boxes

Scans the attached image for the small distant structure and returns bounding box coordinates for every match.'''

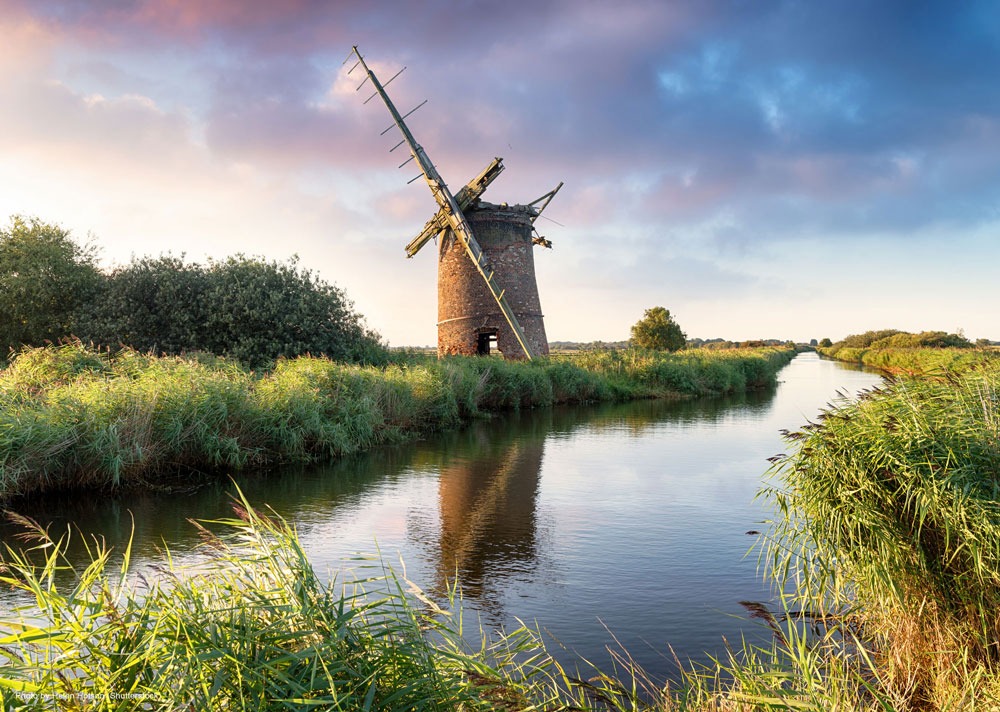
[347,47,562,359]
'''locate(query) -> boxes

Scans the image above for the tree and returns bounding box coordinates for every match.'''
[819,338,833,348]
[79,253,386,367]
[199,254,385,367]
[630,306,686,352]
[0,215,101,354]
[76,254,211,355]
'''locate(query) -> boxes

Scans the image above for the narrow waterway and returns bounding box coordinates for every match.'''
[0,353,882,681]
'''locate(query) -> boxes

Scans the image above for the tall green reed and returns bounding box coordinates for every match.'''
[760,363,1000,708]
[0,489,700,711]
[0,343,795,500]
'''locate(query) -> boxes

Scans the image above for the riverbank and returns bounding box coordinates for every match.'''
[816,328,997,376]
[742,356,1000,709]
[818,344,997,375]
[4,349,996,709]
[0,342,795,500]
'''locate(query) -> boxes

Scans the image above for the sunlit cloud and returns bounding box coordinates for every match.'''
[1,0,998,343]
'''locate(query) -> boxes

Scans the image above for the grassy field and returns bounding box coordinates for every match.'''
[0,343,795,500]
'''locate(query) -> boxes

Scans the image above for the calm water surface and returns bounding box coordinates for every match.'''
[0,353,883,679]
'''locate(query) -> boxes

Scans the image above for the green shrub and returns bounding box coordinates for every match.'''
[0,216,101,354]
[79,254,386,368]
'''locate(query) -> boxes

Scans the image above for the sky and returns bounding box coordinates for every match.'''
[1,0,997,346]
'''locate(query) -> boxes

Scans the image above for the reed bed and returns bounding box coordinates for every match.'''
[818,346,997,376]
[754,360,1000,709]
[0,343,794,500]
[568,346,794,396]
[0,490,591,711]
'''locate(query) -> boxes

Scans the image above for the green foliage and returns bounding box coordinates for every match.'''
[0,216,101,354]
[823,329,973,358]
[833,328,907,350]
[874,330,973,349]
[572,345,795,396]
[0,344,795,499]
[630,306,686,352]
[830,346,996,375]
[200,255,385,366]
[818,337,833,348]
[817,330,991,377]
[77,254,211,356]
[762,361,1000,708]
[0,492,590,711]
[79,254,386,368]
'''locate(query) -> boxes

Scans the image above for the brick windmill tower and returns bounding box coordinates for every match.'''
[347,47,561,359]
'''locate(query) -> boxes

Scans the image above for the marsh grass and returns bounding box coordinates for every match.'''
[0,488,754,711]
[0,343,794,499]
[818,346,997,376]
[757,362,1000,709]
[0,490,581,710]
[0,491,963,712]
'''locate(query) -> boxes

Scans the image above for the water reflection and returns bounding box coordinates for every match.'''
[1,393,772,623]
[0,354,885,681]
[435,430,543,599]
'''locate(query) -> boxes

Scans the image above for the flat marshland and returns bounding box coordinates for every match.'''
[0,343,795,500]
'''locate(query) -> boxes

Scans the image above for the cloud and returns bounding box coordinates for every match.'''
[3,0,999,343]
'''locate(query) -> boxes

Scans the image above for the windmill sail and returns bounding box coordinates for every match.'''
[349,47,536,360]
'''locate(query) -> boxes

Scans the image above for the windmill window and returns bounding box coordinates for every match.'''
[477,330,498,356]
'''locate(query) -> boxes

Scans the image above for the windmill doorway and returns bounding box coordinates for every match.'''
[476,330,498,356]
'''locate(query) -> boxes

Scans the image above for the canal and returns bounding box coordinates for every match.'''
[0,352,883,681]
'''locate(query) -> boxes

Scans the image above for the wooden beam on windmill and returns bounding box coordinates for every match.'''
[405,157,505,258]
[526,181,563,248]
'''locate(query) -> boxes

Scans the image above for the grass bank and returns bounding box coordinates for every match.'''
[818,345,997,376]
[817,329,997,376]
[0,343,795,500]
[739,358,1000,709]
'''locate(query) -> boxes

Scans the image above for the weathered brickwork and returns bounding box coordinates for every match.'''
[437,202,549,359]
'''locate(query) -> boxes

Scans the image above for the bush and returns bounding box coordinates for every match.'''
[823,329,972,357]
[78,254,387,368]
[0,216,101,354]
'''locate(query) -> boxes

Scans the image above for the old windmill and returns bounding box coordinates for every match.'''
[346,46,561,359]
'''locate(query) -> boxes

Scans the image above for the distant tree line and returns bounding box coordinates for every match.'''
[819,328,976,357]
[1,216,385,367]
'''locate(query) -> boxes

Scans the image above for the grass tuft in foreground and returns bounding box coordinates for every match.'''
[0,489,580,711]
